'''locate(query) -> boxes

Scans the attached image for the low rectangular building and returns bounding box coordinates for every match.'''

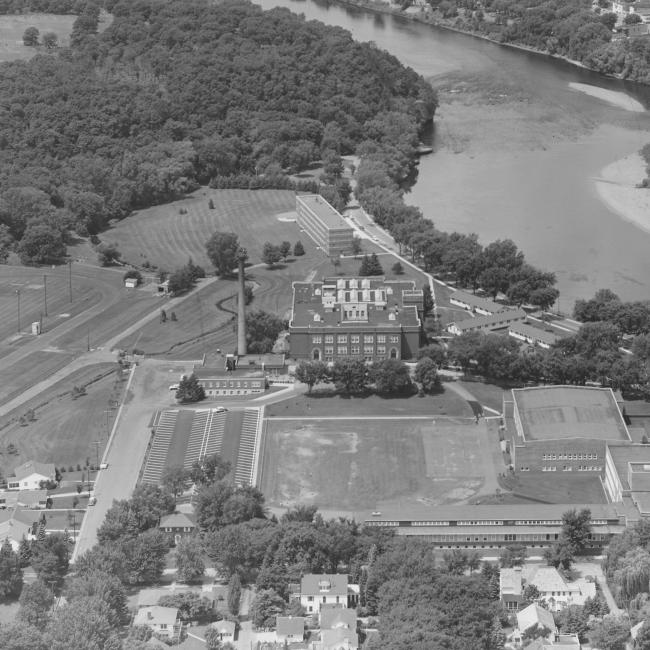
[447,309,526,336]
[289,277,424,362]
[449,290,505,316]
[509,322,559,349]
[296,194,354,256]
[192,366,267,397]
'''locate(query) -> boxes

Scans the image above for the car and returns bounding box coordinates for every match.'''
[169,384,179,391]
[99,462,108,469]
[215,406,228,413]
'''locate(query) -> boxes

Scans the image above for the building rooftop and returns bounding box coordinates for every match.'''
[517,603,556,635]
[449,290,504,313]
[12,460,55,481]
[296,194,350,230]
[509,322,559,346]
[320,606,356,630]
[499,568,523,596]
[512,386,630,442]
[133,606,179,627]
[522,566,569,593]
[192,367,266,380]
[301,574,348,597]
[159,513,195,529]
[290,278,421,329]
[362,502,619,523]
[276,616,305,636]
[450,309,526,332]
[212,620,236,635]
[320,628,358,649]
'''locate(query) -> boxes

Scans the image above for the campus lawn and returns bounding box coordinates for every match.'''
[260,417,495,514]
[0,364,122,479]
[501,473,609,504]
[266,387,474,418]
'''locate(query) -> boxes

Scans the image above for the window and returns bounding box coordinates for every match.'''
[325,335,334,344]
[351,346,360,355]
[377,346,386,354]
[337,346,347,355]
[364,346,374,355]
[160,624,167,630]
[307,596,314,602]
[325,347,333,355]
[337,335,347,343]
[351,335,360,343]
[313,349,320,361]
[390,335,399,343]
[312,336,322,344]
[377,335,386,343]
[364,335,374,343]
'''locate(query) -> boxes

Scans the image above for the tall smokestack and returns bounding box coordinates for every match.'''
[236,247,248,356]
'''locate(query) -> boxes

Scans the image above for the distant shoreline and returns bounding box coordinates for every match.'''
[595,154,650,235]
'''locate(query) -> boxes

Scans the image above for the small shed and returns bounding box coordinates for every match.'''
[125,278,138,289]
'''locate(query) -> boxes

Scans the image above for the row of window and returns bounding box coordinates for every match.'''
[312,334,400,344]
[542,453,598,460]
[201,380,262,388]
[457,520,502,526]
[541,466,603,472]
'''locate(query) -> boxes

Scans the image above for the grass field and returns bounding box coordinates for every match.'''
[260,418,495,515]
[0,13,75,61]
[0,363,122,478]
[266,389,474,419]
[502,473,608,504]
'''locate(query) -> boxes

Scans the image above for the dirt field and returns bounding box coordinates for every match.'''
[0,363,121,478]
[260,417,497,516]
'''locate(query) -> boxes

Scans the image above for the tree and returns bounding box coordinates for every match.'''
[18,223,66,265]
[246,310,285,354]
[0,539,23,601]
[500,545,527,568]
[555,604,590,641]
[391,261,404,275]
[123,269,143,285]
[18,580,54,628]
[23,27,39,46]
[65,571,129,627]
[96,243,121,267]
[331,358,368,394]
[351,237,363,256]
[176,536,206,583]
[522,583,541,604]
[634,620,650,650]
[206,232,240,276]
[294,360,329,393]
[122,529,169,585]
[417,344,446,367]
[359,253,383,276]
[422,285,434,316]
[293,241,305,256]
[31,533,70,589]
[625,12,643,24]
[371,359,412,394]
[414,357,440,393]
[561,508,592,552]
[161,465,189,498]
[45,596,114,650]
[279,241,291,260]
[167,266,195,294]
[158,592,216,623]
[228,572,242,615]
[189,454,231,486]
[262,242,282,268]
[250,589,286,628]
[42,32,58,48]
[588,616,629,650]
[205,627,223,650]
[442,549,468,574]
[176,373,205,403]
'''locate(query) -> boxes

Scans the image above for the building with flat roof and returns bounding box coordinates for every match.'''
[507,386,630,474]
[449,290,505,316]
[295,194,354,256]
[289,277,424,362]
[362,503,621,550]
[447,309,526,335]
[604,443,650,516]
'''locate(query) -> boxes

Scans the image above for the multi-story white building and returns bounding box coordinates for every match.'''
[295,195,354,256]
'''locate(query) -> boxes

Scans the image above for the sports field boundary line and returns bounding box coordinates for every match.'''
[265,415,479,421]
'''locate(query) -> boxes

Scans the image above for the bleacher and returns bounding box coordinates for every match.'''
[183,409,227,470]
[142,409,179,484]
[234,409,261,486]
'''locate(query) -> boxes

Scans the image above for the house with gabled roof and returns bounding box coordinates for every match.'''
[8,460,55,491]
[516,603,557,641]
[314,627,359,650]
[299,575,357,614]
[522,565,596,611]
[0,509,35,551]
[158,512,196,546]
[210,620,236,642]
[320,605,356,631]
[276,616,305,644]
[133,606,181,640]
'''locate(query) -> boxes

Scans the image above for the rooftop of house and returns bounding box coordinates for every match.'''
[320,606,356,630]
[133,606,179,627]
[159,513,196,529]
[522,566,569,593]
[450,308,526,332]
[290,278,421,329]
[509,322,559,345]
[296,194,350,230]
[12,460,55,481]
[0,490,48,508]
[320,628,359,649]
[512,386,630,442]
[276,616,305,636]
[362,502,619,524]
[137,587,196,608]
[301,574,348,597]
[212,620,236,635]
[449,290,504,313]
[0,514,32,543]
[517,603,557,635]
[499,568,523,596]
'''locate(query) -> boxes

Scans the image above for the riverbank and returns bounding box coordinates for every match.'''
[569,83,645,113]
[594,153,650,235]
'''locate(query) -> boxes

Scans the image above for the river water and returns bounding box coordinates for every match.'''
[256,0,650,307]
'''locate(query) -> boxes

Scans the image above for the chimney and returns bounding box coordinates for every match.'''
[236,247,248,356]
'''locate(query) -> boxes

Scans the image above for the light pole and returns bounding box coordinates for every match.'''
[68,260,72,303]
[15,289,20,333]
[43,274,48,317]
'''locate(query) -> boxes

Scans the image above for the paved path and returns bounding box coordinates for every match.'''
[573,561,623,615]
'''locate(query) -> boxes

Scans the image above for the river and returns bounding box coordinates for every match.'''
[255,0,650,307]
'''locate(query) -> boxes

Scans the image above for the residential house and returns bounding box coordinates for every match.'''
[132,606,181,640]
[522,566,596,611]
[158,513,196,546]
[499,567,525,611]
[7,460,55,490]
[516,603,557,641]
[0,489,48,510]
[320,605,356,631]
[0,510,35,551]
[210,620,236,642]
[299,575,358,614]
[314,628,359,650]
[524,634,581,650]
[276,616,305,644]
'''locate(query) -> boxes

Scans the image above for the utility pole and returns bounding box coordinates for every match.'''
[87,327,90,352]
[68,260,72,303]
[15,289,20,333]
[43,274,48,316]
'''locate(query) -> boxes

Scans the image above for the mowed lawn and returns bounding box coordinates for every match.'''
[0,13,75,61]
[106,189,307,270]
[260,418,493,515]
[0,364,121,478]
